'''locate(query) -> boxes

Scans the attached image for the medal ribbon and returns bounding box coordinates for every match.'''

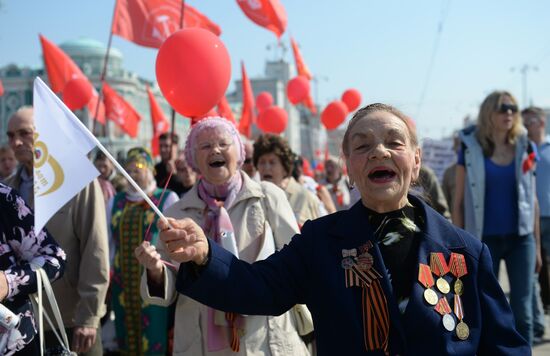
[418,263,435,288]
[449,253,468,278]
[454,295,464,321]
[362,279,390,355]
[435,297,452,316]
[430,252,450,277]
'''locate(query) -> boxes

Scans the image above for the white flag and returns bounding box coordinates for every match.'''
[33,77,100,234]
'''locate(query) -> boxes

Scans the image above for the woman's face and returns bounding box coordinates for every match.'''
[345,111,420,212]
[126,160,150,190]
[257,153,288,187]
[492,95,518,133]
[195,128,239,185]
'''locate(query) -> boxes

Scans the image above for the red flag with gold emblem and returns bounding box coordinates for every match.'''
[146,85,170,156]
[103,82,141,138]
[217,96,236,125]
[238,62,255,138]
[39,34,106,124]
[113,0,221,49]
[236,0,287,38]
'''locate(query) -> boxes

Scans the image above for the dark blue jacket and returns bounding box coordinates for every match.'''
[176,196,530,355]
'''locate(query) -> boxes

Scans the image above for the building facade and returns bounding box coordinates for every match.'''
[0,38,189,158]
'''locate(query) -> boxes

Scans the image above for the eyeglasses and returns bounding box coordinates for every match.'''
[497,103,518,114]
[523,117,541,126]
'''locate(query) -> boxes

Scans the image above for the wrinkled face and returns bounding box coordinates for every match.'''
[0,151,16,178]
[176,157,197,187]
[345,111,420,212]
[492,95,517,133]
[95,158,113,179]
[195,128,239,185]
[257,153,287,187]
[159,138,177,162]
[7,110,35,165]
[125,160,149,190]
[325,160,341,182]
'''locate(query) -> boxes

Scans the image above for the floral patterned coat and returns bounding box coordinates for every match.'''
[0,183,66,355]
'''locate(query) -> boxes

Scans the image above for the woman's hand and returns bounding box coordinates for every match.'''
[158,217,209,265]
[134,241,164,283]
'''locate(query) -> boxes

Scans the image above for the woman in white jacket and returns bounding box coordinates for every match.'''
[136,117,310,356]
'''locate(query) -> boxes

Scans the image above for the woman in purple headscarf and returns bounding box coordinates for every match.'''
[136,117,310,356]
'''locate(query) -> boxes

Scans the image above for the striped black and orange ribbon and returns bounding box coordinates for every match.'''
[225,312,240,352]
[362,279,390,354]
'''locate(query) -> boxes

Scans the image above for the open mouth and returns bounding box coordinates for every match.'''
[262,174,273,181]
[209,159,226,168]
[368,167,397,183]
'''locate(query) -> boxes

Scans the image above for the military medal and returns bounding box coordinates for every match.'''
[418,263,438,305]
[435,297,455,331]
[449,253,468,296]
[430,252,450,294]
[454,294,469,340]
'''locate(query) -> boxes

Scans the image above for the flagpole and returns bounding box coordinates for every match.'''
[93,0,118,137]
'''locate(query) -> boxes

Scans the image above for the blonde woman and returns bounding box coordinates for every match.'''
[453,91,539,344]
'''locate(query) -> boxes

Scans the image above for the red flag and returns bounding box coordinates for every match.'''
[113,0,221,49]
[39,34,105,123]
[290,37,312,80]
[146,86,170,156]
[103,81,141,138]
[0,79,4,97]
[238,62,256,138]
[217,96,236,125]
[236,0,287,38]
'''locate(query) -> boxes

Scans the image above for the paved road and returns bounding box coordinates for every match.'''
[497,262,550,355]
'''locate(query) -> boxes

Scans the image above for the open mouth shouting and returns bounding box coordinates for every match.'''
[261,174,273,181]
[367,166,397,183]
[209,158,226,168]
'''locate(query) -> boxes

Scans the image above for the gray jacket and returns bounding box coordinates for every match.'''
[459,126,536,238]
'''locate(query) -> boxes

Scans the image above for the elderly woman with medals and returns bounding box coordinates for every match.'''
[145,105,530,355]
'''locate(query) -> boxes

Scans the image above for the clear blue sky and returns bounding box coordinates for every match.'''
[1,0,549,139]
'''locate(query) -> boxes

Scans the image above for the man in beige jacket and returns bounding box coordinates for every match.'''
[6,107,110,355]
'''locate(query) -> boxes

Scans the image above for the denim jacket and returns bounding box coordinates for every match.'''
[459,126,536,238]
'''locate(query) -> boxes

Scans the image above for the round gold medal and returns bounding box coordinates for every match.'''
[456,321,469,340]
[423,288,438,305]
[454,278,464,296]
[436,277,450,294]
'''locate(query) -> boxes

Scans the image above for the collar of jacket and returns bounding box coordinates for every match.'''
[174,171,266,212]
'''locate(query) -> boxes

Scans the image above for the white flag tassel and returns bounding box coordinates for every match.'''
[33,78,168,235]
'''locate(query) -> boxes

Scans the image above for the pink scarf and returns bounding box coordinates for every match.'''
[197,173,244,352]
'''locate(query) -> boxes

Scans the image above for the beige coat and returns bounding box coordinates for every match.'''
[284,177,321,226]
[6,169,110,328]
[141,172,310,356]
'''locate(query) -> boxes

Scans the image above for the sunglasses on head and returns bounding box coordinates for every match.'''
[497,103,518,114]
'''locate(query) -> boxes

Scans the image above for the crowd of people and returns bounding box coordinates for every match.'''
[0,90,548,355]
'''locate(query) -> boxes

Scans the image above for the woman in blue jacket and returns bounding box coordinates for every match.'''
[453,91,539,345]
[137,103,530,355]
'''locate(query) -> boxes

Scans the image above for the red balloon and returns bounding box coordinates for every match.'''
[62,77,93,110]
[321,100,349,130]
[156,28,231,118]
[257,106,288,134]
[341,88,362,112]
[286,76,310,105]
[256,91,273,113]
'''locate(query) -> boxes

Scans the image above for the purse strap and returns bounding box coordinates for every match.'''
[32,267,72,355]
